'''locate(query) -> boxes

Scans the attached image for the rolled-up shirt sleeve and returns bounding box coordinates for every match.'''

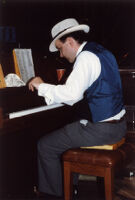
[38,51,101,105]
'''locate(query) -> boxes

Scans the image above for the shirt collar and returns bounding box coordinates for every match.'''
[76,41,87,57]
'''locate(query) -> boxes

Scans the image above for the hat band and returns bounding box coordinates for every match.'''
[53,26,74,40]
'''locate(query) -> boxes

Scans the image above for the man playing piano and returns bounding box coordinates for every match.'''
[28,18,126,199]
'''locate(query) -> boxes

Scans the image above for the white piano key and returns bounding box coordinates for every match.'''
[9,103,64,119]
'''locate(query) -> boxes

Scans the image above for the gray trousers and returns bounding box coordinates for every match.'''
[37,119,127,196]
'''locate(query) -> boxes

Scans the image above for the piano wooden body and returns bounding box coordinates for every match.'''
[0,86,74,197]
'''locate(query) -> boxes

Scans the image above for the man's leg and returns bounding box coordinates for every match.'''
[37,119,126,196]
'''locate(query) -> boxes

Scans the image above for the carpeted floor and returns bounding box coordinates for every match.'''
[1,176,135,200]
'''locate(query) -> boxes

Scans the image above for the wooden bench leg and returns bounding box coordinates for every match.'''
[63,161,73,200]
[63,161,114,200]
[104,168,114,200]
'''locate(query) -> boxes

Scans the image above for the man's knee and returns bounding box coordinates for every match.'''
[37,136,48,153]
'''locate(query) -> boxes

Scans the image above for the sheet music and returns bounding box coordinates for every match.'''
[14,49,35,83]
[9,103,64,119]
[5,73,25,87]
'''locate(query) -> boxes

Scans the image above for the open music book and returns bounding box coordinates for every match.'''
[1,48,35,87]
[13,48,35,84]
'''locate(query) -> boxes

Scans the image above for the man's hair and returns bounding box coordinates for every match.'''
[59,30,88,44]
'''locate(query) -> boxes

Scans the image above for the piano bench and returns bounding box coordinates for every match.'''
[62,142,135,200]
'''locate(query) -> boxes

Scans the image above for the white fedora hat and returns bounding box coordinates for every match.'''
[49,18,90,52]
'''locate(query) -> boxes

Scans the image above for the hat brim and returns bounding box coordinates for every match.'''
[49,24,90,52]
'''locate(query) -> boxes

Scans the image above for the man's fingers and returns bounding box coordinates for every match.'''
[28,83,34,92]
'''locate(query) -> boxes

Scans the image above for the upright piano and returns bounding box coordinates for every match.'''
[0,86,74,197]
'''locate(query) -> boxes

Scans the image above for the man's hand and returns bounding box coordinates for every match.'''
[28,77,44,92]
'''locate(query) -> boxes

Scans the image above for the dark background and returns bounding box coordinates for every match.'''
[0,1,135,197]
[0,0,135,71]
[0,0,135,102]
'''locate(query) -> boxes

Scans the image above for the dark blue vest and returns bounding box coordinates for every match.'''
[81,42,124,122]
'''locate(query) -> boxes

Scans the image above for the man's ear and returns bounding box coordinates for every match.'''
[66,37,75,47]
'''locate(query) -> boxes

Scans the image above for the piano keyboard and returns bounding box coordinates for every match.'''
[9,103,64,119]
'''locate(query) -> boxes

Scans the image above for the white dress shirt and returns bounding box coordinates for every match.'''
[38,42,100,104]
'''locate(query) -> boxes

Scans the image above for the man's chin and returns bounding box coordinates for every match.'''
[69,59,74,63]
